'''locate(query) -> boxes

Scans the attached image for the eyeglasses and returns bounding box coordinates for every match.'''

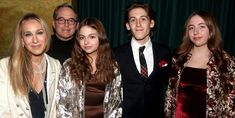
[56,17,77,25]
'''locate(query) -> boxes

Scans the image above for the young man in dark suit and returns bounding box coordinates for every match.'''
[114,2,172,118]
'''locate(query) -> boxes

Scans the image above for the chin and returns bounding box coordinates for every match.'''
[33,53,44,56]
[30,50,44,56]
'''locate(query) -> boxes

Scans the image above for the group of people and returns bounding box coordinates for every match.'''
[0,2,234,118]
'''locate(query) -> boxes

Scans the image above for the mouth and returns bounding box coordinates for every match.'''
[83,46,92,50]
[193,37,202,41]
[135,29,144,32]
[31,44,42,48]
[62,29,71,32]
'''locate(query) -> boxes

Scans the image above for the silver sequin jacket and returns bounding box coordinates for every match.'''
[56,59,123,118]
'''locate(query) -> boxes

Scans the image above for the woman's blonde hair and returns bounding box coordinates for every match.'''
[8,13,51,96]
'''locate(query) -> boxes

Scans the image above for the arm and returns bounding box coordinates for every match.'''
[226,56,235,114]
[104,70,123,118]
[164,57,178,118]
[56,61,79,118]
[0,58,12,117]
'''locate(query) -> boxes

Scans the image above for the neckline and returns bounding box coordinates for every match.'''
[184,66,207,70]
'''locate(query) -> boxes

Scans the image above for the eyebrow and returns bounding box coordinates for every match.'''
[56,16,77,19]
[188,22,206,26]
[129,15,148,18]
[79,33,98,36]
[22,28,44,33]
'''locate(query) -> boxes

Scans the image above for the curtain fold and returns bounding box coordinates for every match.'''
[75,0,235,56]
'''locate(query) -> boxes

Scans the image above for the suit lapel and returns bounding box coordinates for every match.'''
[149,44,159,78]
[45,54,57,117]
[127,44,141,77]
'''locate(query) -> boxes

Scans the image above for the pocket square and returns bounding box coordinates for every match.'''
[158,60,168,68]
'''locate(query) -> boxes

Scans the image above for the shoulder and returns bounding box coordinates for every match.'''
[152,42,172,57]
[46,54,60,65]
[0,57,9,85]
[222,51,234,60]
[113,43,131,60]
[0,57,10,72]
[222,51,235,66]
[59,58,72,75]
[45,54,61,70]
[152,42,171,52]
[0,57,9,64]
[62,58,72,67]
[113,43,130,53]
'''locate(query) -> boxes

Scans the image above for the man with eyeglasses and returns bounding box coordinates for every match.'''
[47,3,78,64]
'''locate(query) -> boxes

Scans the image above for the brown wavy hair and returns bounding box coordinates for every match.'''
[173,10,232,95]
[70,17,118,84]
[175,10,225,69]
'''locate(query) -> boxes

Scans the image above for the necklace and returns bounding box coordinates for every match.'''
[31,56,48,113]
[32,56,46,74]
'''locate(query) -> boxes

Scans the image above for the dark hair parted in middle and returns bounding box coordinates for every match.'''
[70,17,118,84]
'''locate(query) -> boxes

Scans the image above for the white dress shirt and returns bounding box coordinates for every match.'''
[131,37,154,76]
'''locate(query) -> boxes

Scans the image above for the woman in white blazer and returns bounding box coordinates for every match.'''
[0,13,61,118]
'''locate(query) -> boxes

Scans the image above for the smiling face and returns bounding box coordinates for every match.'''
[126,7,155,44]
[53,7,78,41]
[78,26,99,58]
[21,19,47,58]
[188,15,210,48]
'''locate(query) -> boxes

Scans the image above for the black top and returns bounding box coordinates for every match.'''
[47,35,74,64]
[29,90,45,118]
[29,67,48,118]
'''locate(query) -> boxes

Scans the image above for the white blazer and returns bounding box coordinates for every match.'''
[0,54,61,118]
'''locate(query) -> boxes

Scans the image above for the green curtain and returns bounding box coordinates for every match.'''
[74,0,235,56]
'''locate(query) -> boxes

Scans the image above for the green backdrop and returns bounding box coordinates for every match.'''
[74,0,235,56]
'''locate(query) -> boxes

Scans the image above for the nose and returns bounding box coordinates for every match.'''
[193,27,200,35]
[84,38,89,45]
[136,20,141,27]
[32,35,38,43]
[64,20,69,27]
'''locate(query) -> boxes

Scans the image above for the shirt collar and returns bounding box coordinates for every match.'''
[131,37,152,50]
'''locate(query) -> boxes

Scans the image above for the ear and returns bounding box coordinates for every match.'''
[126,23,131,30]
[150,20,155,28]
[209,32,213,38]
[21,38,25,48]
[52,20,56,28]
[76,22,79,30]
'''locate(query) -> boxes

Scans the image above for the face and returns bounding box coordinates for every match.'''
[53,7,78,41]
[78,26,99,57]
[21,19,47,57]
[188,15,210,48]
[126,7,154,44]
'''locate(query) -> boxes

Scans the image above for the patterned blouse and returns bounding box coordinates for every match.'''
[165,52,235,118]
[56,59,123,118]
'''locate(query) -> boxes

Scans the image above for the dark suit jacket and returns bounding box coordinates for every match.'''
[114,41,172,118]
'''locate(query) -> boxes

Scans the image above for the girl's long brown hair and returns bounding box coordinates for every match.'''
[70,17,118,84]
[173,10,232,95]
